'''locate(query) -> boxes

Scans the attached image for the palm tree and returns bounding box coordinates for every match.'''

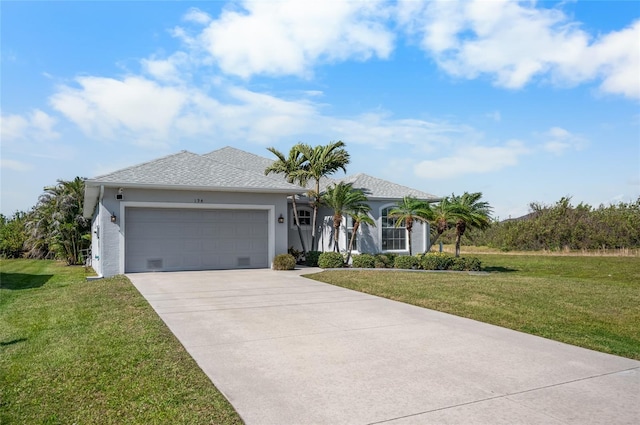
[265,146,309,254]
[25,177,90,264]
[344,209,375,265]
[449,192,493,257]
[426,196,463,252]
[388,196,434,256]
[321,182,369,252]
[296,141,350,251]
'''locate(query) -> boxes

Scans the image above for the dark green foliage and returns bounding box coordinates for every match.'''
[24,177,90,264]
[352,254,376,268]
[288,247,304,263]
[373,253,396,268]
[450,257,482,271]
[305,250,322,266]
[419,252,455,270]
[0,212,27,258]
[318,252,345,268]
[272,254,296,270]
[469,197,640,251]
[394,255,420,269]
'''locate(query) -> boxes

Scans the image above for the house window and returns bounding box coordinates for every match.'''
[381,206,406,251]
[293,208,312,227]
[346,215,357,251]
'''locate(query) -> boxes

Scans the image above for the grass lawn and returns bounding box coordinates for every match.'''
[0,259,242,425]
[306,253,640,360]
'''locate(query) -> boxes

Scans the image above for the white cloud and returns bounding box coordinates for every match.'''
[190,0,394,78]
[413,140,530,179]
[0,109,60,142]
[398,0,640,99]
[45,70,474,152]
[0,159,32,171]
[183,7,212,25]
[541,126,587,155]
[50,76,188,145]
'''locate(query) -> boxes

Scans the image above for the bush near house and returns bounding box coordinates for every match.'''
[318,252,345,268]
[272,254,296,270]
[394,255,420,269]
[352,254,376,268]
[305,250,322,267]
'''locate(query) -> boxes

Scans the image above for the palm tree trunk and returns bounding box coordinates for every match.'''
[345,221,359,265]
[311,180,320,251]
[291,196,307,254]
[455,220,466,257]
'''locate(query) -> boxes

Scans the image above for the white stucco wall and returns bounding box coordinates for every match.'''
[94,186,290,277]
[287,200,430,255]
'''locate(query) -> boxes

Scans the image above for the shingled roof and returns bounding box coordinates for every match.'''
[334,173,439,201]
[84,146,439,217]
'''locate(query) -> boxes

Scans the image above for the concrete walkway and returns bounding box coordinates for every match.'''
[127,269,640,425]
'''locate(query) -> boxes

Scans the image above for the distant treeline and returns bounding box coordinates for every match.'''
[442,197,640,251]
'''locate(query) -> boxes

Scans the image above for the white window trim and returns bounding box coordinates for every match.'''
[290,206,313,229]
[379,203,409,253]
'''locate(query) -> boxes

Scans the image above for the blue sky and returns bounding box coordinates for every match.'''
[2,0,639,220]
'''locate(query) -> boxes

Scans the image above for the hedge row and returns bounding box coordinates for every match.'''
[311,251,482,271]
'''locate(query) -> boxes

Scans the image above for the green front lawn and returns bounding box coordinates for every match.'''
[0,259,242,425]
[306,254,640,360]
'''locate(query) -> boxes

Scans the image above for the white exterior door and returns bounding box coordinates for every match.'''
[125,208,269,272]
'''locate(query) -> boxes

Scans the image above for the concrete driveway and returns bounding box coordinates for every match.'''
[127,269,640,425]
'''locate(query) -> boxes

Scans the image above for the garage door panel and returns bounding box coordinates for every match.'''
[125,208,269,273]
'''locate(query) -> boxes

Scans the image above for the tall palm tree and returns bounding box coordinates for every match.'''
[296,141,350,251]
[344,209,375,265]
[388,196,434,256]
[265,146,309,254]
[449,192,493,257]
[321,182,369,252]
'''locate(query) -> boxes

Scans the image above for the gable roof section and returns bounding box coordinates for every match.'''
[333,173,439,201]
[203,146,276,177]
[87,150,301,191]
[83,150,303,217]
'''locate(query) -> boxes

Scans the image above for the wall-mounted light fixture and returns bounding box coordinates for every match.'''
[116,188,124,200]
[278,214,284,224]
[110,213,117,223]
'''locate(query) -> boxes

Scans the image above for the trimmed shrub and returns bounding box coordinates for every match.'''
[450,257,467,271]
[394,255,420,269]
[305,251,322,267]
[374,254,393,268]
[272,254,296,270]
[463,257,482,271]
[420,252,454,270]
[352,254,376,268]
[318,252,345,268]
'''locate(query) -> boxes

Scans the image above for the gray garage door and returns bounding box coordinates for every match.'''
[125,208,269,273]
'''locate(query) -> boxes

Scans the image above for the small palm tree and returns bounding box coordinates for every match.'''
[426,197,463,252]
[265,146,309,254]
[322,182,369,253]
[388,196,434,255]
[449,192,493,257]
[344,209,375,265]
[296,141,350,251]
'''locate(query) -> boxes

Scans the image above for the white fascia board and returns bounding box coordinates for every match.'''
[87,181,306,195]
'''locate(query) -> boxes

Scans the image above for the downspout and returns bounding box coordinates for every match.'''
[87,185,105,281]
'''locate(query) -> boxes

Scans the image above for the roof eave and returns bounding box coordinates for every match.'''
[84,180,306,195]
